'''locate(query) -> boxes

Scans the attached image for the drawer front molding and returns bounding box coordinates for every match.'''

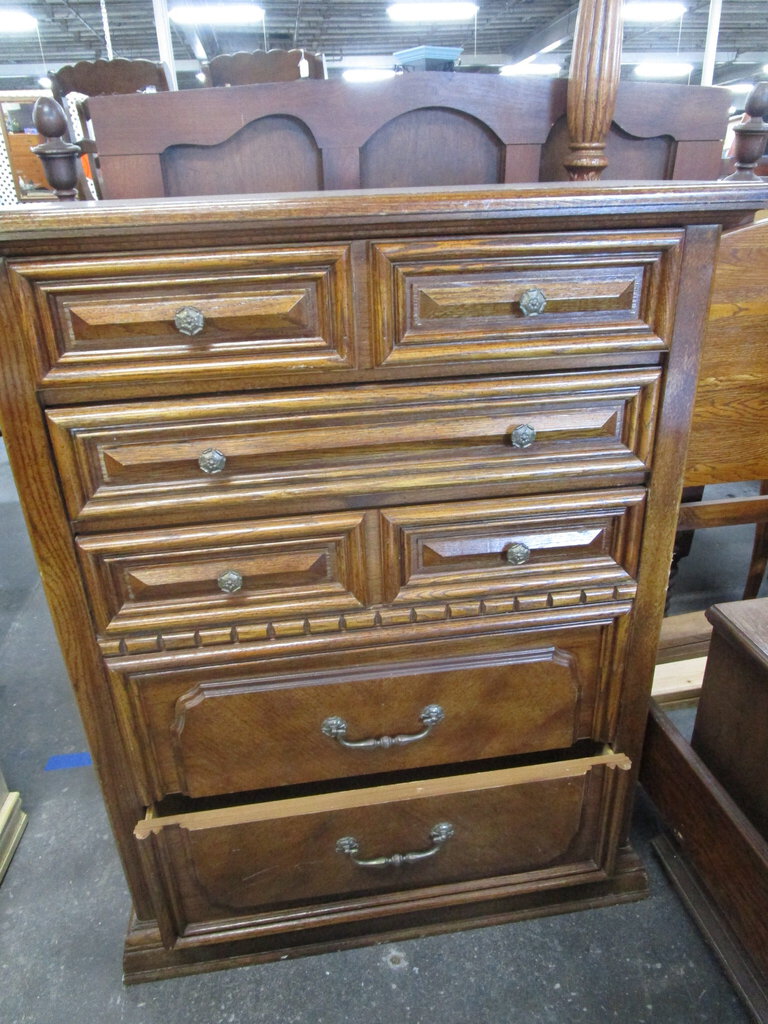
[370,231,683,368]
[134,754,631,939]
[77,511,370,636]
[110,626,615,800]
[8,245,356,393]
[47,370,660,531]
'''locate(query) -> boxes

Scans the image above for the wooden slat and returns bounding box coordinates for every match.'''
[677,494,768,531]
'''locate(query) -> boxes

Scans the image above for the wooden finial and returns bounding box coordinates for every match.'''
[722,81,768,181]
[564,0,623,181]
[31,96,82,201]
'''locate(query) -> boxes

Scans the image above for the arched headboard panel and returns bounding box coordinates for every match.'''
[161,115,322,197]
[360,108,504,189]
[540,116,676,182]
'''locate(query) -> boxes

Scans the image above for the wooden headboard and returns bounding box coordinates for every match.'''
[87,74,731,201]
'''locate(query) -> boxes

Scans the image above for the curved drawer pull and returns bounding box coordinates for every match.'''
[336,822,455,868]
[518,287,547,316]
[504,542,531,566]
[217,569,243,593]
[198,448,227,474]
[321,704,444,750]
[174,306,205,336]
[511,424,536,449]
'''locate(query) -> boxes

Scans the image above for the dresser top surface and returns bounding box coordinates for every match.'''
[1,180,767,256]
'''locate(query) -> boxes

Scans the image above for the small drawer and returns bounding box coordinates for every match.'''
[77,510,371,636]
[380,487,645,606]
[47,370,660,531]
[108,625,619,801]
[134,752,631,936]
[370,230,683,369]
[8,245,354,394]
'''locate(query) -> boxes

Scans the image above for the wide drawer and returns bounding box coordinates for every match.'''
[78,489,643,637]
[370,230,683,368]
[8,245,355,393]
[48,370,659,530]
[135,752,631,936]
[108,624,622,801]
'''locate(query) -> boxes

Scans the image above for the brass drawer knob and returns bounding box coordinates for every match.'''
[505,542,531,565]
[511,424,536,449]
[217,569,243,593]
[519,287,547,316]
[174,306,205,336]
[335,822,455,868]
[198,448,227,474]
[322,704,444,750]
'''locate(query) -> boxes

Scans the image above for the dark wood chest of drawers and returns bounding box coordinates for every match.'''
[1,183,765,981]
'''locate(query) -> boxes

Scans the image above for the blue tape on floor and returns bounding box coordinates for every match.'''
[44,751,92,771]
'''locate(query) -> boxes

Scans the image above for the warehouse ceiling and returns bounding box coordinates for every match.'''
[1,0,766,88]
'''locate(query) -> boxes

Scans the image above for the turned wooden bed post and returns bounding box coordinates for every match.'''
[31,96,81,201]
[722,81,768,181]
[565,0,624,181]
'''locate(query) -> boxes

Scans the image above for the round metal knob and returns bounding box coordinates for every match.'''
[511,424,536,449]
[198,448,227,474]
[217,569,243,594]
[519,288,547,317]
[504,542,531,566]
[174,306,205,336]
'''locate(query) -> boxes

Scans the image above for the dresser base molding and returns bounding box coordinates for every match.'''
[122,844,647,983]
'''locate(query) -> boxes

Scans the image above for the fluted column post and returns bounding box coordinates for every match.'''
[564,0,623,181]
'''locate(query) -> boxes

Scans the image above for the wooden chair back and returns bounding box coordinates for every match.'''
[201,49,325,87]
[50,57,170,101]
[50,58,170,200]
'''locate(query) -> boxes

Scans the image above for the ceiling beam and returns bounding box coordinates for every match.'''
[508,3,580,63]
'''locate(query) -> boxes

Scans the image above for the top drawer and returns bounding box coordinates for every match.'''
[7,245,355,395]
[370,230,684,369]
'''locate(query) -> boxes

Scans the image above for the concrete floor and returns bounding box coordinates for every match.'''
[0,441,762,1024]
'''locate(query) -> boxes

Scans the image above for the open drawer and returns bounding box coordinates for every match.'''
[135,750,631,946]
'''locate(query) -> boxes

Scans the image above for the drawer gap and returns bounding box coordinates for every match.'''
[150,739,616,820]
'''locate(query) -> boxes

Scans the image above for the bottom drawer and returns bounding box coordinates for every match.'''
[135,750,630,943]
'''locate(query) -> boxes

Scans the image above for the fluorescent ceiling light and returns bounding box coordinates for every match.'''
[500,62,561,77]
[387,3,478,23]
[0,10,38,31]
[623,2,686,21]
[634,61,693,78]
[343,69,397,83]
[169,4,264,26]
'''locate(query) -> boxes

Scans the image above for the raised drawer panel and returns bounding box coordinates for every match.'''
[77,511,370,636]
[109,625,615,800]
[380,488,645,606]
[47,370,660,530]
[8,245,355,392]
[135,753,631,931]
[370,230,683,368]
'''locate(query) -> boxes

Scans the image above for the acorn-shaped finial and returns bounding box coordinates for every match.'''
[33,96,68,140]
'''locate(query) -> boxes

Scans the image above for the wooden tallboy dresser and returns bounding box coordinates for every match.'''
[0,183,765,981]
